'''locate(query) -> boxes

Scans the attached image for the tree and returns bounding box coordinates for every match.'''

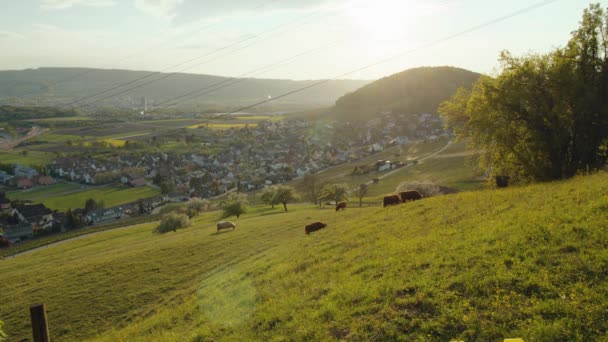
[273,185,299,212]
[160,181,176,195]
[65,209,82,230]
[260,187,279,209]
[84,198,97,214]
[439,3,608,183]
[354,184,369,207]
[298,174,324,206]
[187,198,209,216]
[321,183,349,204]
[155,213,190,234]
[221,201,247,219]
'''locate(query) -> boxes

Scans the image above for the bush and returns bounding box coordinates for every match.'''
[187,198,209,216]
[155,213,190,234]
[397,181,441,197]
[221,201,247,219]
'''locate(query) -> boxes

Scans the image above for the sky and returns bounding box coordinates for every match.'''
[0,0,601,80]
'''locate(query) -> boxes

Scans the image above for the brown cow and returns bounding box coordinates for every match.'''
[217,221,237,232]
[335,201,347,211]
[399,190,423,203]
[383,195,402,207]
[0,237,11,249]
[305,222,327,235]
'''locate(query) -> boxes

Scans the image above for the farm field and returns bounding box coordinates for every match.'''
[0,150,55,166]
[1,172,607,341]
[38,185,160,211]
[7,183,82,202]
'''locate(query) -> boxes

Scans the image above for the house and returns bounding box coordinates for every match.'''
[128,177,147,187]
[36,175,55,186]
[0,171,13,185]
[12,204,54,231]
[0,192,11,211]
[13,164,39,179]
[16,178,34,189]
[85,207,124,225]
[1,222,33,243]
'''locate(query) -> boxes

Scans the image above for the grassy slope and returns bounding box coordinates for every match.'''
[1,173,608,341]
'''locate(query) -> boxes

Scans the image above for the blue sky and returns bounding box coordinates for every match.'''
[0,0,600,80]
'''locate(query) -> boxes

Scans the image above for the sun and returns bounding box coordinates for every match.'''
[345,0,423,41]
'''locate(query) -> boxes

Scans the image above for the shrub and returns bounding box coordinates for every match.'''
[155,213,190,234]
[187,198,209,216]
[159,203,188,216]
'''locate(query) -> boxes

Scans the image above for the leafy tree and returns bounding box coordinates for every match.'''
[155,213,190,234]
[84,198,97,213]
[440,3,608,182]
[298,174,324,206]
[221,201,247,219]
[273,186,299,212]
[65,208,82,230]
[321,183,349,204]
[260,187,279,209]
[354,184,369,207]
[160,181,176,195]
[187,198,209,216]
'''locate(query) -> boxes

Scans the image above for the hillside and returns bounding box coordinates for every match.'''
[0,68,370,109]
[333,66,481,120]
[1,173,608,341]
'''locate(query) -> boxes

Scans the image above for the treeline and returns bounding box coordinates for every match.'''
[440,3,608,183]
[0,105,78,121]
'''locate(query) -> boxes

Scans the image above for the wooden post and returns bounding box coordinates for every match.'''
[30,303,50,342]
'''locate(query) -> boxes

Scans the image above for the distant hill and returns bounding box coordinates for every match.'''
[333,66,481,120]
[0,68,370,110]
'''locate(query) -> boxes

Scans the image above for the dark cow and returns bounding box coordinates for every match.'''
[305,222,327,235]
[383,195,402,207]
[0,237,11,249]
[399,190,423,203]
[335,201,347,211]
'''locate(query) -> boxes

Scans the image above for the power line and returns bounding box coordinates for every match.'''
[63,8,329,109]
[15,0,282,101]
[217,0,562,115]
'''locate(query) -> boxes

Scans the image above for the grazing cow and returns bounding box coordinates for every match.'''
[0,237,11,249]
[305,222,327,235]
[335,201,347,211]
[399,190,423,203]
[217,221,237,232]
[383,195,402,208]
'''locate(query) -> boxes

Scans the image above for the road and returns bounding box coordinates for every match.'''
[0,126,48,150]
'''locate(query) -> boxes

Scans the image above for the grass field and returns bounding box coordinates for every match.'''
[0,150,55,166]
[38,186,160,211]
[7,183,82,202]
[1,172,607,341]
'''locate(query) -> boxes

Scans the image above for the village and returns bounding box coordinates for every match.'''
[0,112,444,244]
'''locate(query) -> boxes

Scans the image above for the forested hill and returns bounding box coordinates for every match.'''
[0,68,370,109]
[332,66,481,120]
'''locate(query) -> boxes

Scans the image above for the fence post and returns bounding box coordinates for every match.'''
[30,303,50,342]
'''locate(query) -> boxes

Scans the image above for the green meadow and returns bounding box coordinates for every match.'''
[1,172,607,341]
[38,186,160,211]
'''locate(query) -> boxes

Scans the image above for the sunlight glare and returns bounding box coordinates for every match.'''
[345,0,426,41]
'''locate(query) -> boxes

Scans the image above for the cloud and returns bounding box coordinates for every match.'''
[41,0,116,10]
[134,0,336,24]
[0,30,24,40]
[134,0,184,20]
